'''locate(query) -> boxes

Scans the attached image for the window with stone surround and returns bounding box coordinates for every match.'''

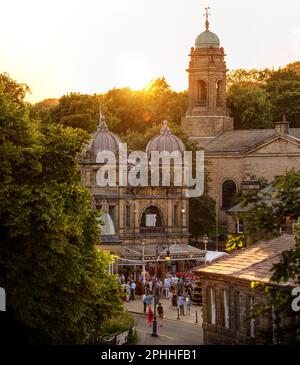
[196,80,207,106]
[224,289,230,328]
[125,204,131,227]
[222,179,237,209]
[234,291,240,331]
[208,287,216,325]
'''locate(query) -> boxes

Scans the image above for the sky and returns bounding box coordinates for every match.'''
[1,0,300,103]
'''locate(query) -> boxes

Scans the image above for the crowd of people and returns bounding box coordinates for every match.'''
[119,272,196,326]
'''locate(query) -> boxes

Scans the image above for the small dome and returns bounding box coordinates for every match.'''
[84,110,122,159]
[195,29,220,48]
[146,121,186,157]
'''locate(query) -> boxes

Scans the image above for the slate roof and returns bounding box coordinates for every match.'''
[204,128,300,153]
[227,185,275,214]
[194,234,296,287]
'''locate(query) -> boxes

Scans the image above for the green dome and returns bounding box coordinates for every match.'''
[195,29,220,49]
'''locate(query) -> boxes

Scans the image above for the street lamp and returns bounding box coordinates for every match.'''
[152,243,170,337]
[141,240,146,286]
[203,234,209,265]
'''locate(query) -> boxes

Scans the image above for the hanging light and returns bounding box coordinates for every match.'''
[165,249,171,261]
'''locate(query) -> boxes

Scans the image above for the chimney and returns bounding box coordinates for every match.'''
[275,115,289,134]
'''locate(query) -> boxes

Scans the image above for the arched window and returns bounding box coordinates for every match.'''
[222,180,237,209]
[216,80,222,100]
[140,206,164,232]
[197,80,207,103]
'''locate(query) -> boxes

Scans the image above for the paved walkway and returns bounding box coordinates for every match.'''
[123,296,203,326]
[132,313,203,345]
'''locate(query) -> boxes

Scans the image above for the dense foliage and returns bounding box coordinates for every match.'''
[0,73,122,344]
[227,61,300,128]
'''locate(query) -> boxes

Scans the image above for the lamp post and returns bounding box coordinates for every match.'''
[203,234,208,265]
[141,240,146,286]
[152,243,170,337]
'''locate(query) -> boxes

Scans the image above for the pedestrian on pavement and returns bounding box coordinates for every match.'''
[186,295,192,315]
[164,278,170,299]
[130,280,136,300]
[157,302,164,327]
[172,292,178,310]
[149,279,153,294]
[125,282,131,302]
[169,289,173,308]
[142,293,148,313]
[147,305,153,327]
[178,294,185,316]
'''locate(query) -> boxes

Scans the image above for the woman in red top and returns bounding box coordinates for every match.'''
[147,305,153,327]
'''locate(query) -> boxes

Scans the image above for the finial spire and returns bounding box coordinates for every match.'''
[160,120,171,135]
[204,6,210,30]
[98,104,108,131]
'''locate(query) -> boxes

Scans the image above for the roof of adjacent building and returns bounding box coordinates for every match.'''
[194,234,296,287]
[204,128,300,153]
[227,185,275,214]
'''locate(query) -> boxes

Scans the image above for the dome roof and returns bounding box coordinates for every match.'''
[146,121,186,157]
[84,110,122,159]
[195,29,220,48]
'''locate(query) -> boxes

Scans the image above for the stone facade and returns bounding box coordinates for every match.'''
[194,235,297,345]
[201,279,271,345]
[182,19,300,225]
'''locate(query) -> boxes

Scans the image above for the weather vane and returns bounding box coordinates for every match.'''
[204,6,210,30]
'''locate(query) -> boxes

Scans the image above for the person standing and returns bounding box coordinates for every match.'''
[172,291,178,311]
[130,280,136,300]
[178,294,185,316]
[164,278,170,299]
[157,302,164,327]
[147,305,153,328]
[125,282,131,302]
[142,292,148,313]
[186,295,192,315]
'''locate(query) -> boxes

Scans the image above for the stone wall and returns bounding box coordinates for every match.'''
[201,277,272,345]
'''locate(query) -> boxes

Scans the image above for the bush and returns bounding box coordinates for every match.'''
[98,311,135,337]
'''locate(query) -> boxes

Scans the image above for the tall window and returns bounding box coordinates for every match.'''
[210,288,216,324]
[216,80,223,101]
[224,289,230,329]
[234,291,240,331]
[197,80,207,102]
[249,296,256,338]
[125,205,131,227]
[173,205,178,226]
[222,180,237,209]
[236,218,244,234]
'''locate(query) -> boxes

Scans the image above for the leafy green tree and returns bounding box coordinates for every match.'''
[0,73,122,344]
[227,86,273,129]
[50,93,101,132]
[264,70,300,127]
[227,68,272,89]
[239,170,300,239]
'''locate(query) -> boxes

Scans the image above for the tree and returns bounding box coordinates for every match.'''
[227,68,272,89]
[264,72,300,127]
[227,86,272,129]
[0,73,122,344]
[231,170,300,342]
